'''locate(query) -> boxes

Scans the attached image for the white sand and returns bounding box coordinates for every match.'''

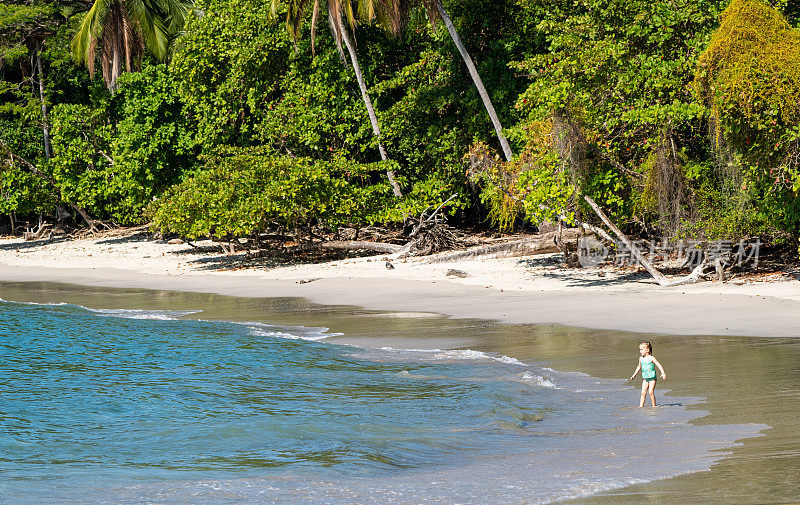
[1,233,799,337]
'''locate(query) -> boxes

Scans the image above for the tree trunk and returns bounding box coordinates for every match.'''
[339,23,403,198]
[583,195,669,284]
[583,195,709,286]
[318,240,404,253]
[68,202,99,230]
[56,205,70,225]
[3,143,98,230]
[423,228,581,264]
[287,240,404,255]
[33,45,53,160]
[434,0,513,162]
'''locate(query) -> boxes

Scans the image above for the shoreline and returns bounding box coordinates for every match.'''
[0,274,794,505]
[1,285,768,505]
[1,233,800,337]
[2,235,799,504]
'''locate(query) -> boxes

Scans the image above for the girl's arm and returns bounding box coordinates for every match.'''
[652,357,667,379]
[629,363,641,381]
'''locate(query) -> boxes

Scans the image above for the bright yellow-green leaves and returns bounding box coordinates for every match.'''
[697,0,800,125]
[695,0,800,235]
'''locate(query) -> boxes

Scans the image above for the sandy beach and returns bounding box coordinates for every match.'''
[1,232,800,504]
[1,231,800,337]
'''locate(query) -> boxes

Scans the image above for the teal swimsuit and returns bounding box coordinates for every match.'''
[640,358,657,381]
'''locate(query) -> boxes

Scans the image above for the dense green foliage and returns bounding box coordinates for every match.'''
[150,148,393,238]
[43,65,194,223]
[695,0,800,235]
[471,0,800,246]
[495,0,723,230]
[1,0,799,254]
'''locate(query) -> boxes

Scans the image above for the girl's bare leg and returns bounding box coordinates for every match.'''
[639,381,648,407]
[648,380,657,407]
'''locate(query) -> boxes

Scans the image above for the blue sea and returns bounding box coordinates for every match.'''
[0,297,761,504]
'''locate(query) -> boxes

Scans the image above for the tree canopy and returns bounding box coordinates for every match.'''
[1,0,799,256]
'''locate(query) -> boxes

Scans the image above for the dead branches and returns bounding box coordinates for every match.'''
[584,195,711,286]
[402,194,463,255]
[23,222,52,241]
[409,194,458,237]
[422,229,579,264]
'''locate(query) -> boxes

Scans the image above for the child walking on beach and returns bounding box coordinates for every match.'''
[629,341,666,407]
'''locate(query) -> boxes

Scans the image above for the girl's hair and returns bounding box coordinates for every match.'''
[640,341,652,354]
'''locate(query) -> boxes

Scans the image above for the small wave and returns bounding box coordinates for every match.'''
[2,299,198,320]
[396,370,451,381]
[244,322,341,342]
[375,347,529,367]
[398,368,557,389]
[90,308,202,321]
[248,328,330,341]
[518,371,559,389]
[432,349,529,367]
[0,298,70,307]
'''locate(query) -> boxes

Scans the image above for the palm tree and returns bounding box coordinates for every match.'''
[72,0,193,91]
[276,0,404,197]
[407,0,514,161]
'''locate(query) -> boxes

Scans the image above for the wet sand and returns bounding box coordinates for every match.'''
[1,280,798,504]
[1,263,800,338]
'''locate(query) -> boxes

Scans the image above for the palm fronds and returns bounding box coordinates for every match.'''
[72,0,194,90]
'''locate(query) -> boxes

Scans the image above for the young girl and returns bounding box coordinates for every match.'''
[629,341,667,407]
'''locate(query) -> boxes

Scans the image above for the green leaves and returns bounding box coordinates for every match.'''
[39,64,194,224]
[150,149,394,238]
[695,0,800,236]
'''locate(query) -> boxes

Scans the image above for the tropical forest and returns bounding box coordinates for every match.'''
[2,0,800,270]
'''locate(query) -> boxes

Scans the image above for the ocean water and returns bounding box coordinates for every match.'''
[0,299,762,504]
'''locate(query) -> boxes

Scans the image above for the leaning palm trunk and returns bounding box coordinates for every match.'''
[278,0,405,197]
[432,0,513,162]
[339,22,403,197]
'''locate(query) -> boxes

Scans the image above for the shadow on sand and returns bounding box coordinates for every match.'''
[0,236,71,252]
[172,246,376,272]
[516,256,657,287]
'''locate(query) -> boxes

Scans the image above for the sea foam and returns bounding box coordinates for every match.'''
[244,322,340,341]
[89,308,202,320]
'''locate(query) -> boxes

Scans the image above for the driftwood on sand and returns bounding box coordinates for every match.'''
[23,222,53,241]
[279,195,462,258]
[298,240,404,254]
[422,229,580,264]
[583,195,710,286]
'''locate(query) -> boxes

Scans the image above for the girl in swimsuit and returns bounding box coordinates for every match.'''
[629,341,667,407]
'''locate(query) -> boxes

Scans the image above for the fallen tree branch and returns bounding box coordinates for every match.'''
[584,195,709,286]
[422,229,580,264]
[410,194,458,237]
[289,240,405,255]
[319,241,404,253]
[663,261,709,287]
[538,204,615,244]
[23,222,52,241]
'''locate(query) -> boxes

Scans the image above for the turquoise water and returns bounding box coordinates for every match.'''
[0,298,761,504]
